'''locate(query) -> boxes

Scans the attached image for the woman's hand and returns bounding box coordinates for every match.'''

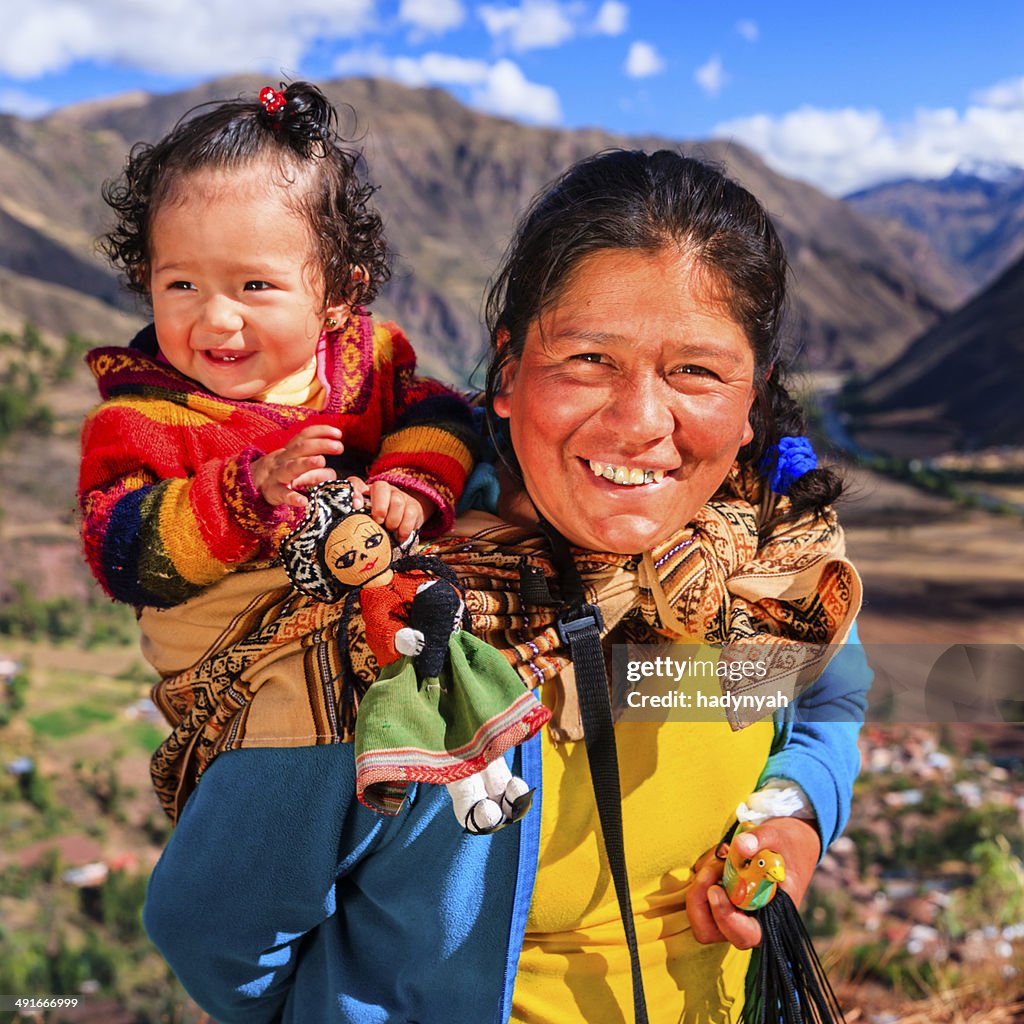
[251,425,344,507]
[686,817,821,949]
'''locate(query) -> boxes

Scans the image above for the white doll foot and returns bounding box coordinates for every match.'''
[464,798,505,836]
[500,776,534,823]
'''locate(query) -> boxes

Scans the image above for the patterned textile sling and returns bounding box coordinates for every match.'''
[147,463,861,822]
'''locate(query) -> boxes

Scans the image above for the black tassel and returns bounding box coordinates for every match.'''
[741,888,846,1024]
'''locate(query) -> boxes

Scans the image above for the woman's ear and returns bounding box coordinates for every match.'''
[492,328,517,420]
[741,417,755,447]
[741,383,757,446]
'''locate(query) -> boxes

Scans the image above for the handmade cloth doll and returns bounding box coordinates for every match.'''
[281,481,551,833]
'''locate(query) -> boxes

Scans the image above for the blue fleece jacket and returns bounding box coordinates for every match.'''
[144,631,870,1023]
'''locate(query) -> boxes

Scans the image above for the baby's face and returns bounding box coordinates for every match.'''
[147,164,343,400]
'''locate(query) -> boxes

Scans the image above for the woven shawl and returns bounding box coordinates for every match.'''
[147,464,860,821]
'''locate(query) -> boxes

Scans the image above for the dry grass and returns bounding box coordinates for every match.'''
[877,987,1024,1024]
[835,965,1024,1023]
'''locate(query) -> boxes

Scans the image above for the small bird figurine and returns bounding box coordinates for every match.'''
[722,833,786,912]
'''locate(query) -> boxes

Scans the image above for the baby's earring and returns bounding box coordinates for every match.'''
[324,316,339,330]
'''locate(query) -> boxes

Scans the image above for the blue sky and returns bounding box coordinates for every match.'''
[2,0,1023,194]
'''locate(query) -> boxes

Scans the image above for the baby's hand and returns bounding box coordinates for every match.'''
[251,425,344,507]
[347,479,434,542]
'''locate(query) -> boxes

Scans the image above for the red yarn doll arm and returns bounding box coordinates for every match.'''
[358,573,423,667]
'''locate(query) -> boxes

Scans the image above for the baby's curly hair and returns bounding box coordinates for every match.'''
[99,80,390,310]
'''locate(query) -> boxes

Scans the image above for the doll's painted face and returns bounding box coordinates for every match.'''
[323,514,394,589]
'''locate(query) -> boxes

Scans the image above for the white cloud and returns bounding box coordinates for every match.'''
[713,89,1024,195]
[333,48,395,78]
[336,48,489,86]
[0,4,99,78]
[736,19,758,42]
[0,0,376,79]
[694,54,727,97]
[334,49,561,124]
[399,0,465,35]
[336,50,491,86]
[972,75,1024,110]
[592,1,628,36]
[477,6,521,37]
[478,0,576,52]
[624,41,664,79]
[0,87,55,118]
[471,58,561,123]
[397,52,490,85]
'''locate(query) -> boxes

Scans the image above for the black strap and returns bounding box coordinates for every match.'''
[518,556,556,605]
[542,521,649,1024]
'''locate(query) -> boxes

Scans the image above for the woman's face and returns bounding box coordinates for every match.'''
[324,514,394,588]
[493,246,756,553]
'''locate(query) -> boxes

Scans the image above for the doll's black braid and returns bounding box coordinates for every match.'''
[335,588,371,736]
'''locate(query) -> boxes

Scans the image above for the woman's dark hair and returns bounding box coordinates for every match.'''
[99,80,390,310]
[483,148,841,521]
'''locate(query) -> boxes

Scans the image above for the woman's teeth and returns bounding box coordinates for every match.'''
[588,461,665,486]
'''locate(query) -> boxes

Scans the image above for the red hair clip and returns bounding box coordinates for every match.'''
[259,86,287,115]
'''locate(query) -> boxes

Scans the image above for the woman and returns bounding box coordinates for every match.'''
[143,150,869,1024]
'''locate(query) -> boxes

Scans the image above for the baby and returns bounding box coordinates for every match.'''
[79,81,474,611]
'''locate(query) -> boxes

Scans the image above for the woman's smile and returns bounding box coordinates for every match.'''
[584,458,669,486]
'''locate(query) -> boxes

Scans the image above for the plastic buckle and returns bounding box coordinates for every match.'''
[556,602,604,646]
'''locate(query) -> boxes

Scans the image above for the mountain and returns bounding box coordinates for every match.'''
[0,109,145,342]
[846,168,1024,305]
[0,74,950,382]
[845,251,1024,455]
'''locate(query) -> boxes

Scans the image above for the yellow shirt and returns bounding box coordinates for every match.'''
[512,664,774,1024]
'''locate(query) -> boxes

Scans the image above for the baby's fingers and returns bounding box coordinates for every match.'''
[290,423,344,444]
[286,425,344,459]
[259,479,303,507]
[345,476,369,510]
[391,499,425,542]
[366,481,397,525]
[289,465,338,493]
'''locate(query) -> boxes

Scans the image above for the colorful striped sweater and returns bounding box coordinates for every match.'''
[79,314,476,609]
